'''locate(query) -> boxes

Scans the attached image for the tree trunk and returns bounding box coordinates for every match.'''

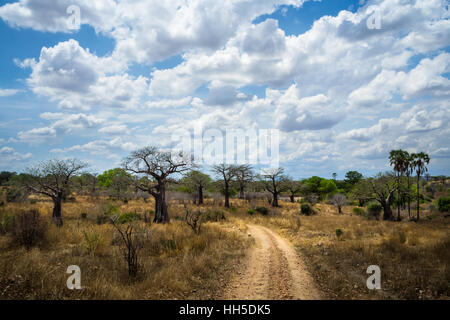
[224,182,230,208]
[338,205,342,214]
[397,174,401,221]
[290,193,295,203]
[198,186,203,205]
[239,184,245,199]
[382,202,394,221]
[407,174,411,220]
[272,192,279,207]
[153,183,169,223]
[52,196,63,227]
[416,173,420,221]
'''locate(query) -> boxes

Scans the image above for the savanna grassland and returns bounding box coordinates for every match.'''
[0,188,449,300]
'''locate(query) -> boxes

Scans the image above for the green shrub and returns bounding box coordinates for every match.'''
[301,204,313,215]
[6,188,26,203]
[366,202,382,220]
[352,207,365,216]
[336,228,343,239]
[100,203,121,216]
[247,209,256,215]
[117,212,141,224]
[82,230,104,256]
[437,197,450,212]
[229,207,237,212]
[80,213,87,219]
[256,207,269,215]
[201,209,226,222]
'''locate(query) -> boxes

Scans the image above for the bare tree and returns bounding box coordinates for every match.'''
[184,204,203,235]
[25,159,88,226]
[261,168,287,207]
[284,178,302,203]
[234,164,253,199]
[122,146,194,223]
[331,193,346,214]
[212,164,237,208]
[110,217,143,277]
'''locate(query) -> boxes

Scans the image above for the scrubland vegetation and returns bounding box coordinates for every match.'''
[0,146,449,300]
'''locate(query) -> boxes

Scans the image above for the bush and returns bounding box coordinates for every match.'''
[96,214,110,225]
[82,229,105,256]
[255,207,269,215]
[229,207,237,212]
[12,210,47,250]
[247,209,256,215]
[301,204,313,215]
[366,202,382,220]
[6,187,27,203]
[117,212,142,224]
[80,213,87,219]
[353,207,365,216]
[202,209,226,222]
[0,212,14,234]
[336,228,343,239]
[437,197,450,212]
[100,203,121,216]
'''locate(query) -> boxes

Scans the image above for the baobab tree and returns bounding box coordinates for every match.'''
[212,164,237,208]
[353,173,396,221]
[122,146,194,223]
[234,164,253,199]
[284,178,303,203]
[25,159,88,226]
[411,152,430,221]
[183,170,212,205]
[261,167,287,207]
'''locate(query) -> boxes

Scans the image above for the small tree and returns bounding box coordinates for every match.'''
[183,170,211,205]
[234,164,254,199]
[261,168,287,207]
[98,168,132,200]
[212,164,237,208]
[353,173,396,221]
[331,193,346,214]
[25,159,87,226]
[110,217,142,277]
[123,146,194,223]
[284,178,302,203]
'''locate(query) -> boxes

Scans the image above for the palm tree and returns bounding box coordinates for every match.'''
[389,149,410,221]
[411,152,430,221]
[405,153,414,220]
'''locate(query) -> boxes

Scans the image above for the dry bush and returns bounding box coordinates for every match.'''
[12,210,47,250]
[184,205,203,235]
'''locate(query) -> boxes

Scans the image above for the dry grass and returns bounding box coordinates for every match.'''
[0,196,251,299]
[240,200,450,300]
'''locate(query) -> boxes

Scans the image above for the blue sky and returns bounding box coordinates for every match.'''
[0,0,449,178]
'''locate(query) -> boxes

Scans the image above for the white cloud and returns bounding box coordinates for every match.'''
[0,88,21,97]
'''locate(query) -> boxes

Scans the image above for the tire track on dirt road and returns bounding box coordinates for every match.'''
[222,224,322,300]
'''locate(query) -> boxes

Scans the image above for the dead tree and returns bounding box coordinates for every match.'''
[331,193,347,214]
[110,217,142,277]
[184,204,203,235]
[123,146,194,223]
[25,159,87,226]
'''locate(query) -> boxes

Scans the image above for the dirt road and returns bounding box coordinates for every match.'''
[223,224,322,300]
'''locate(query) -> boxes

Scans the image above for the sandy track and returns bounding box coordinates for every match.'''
[223,225,322,300]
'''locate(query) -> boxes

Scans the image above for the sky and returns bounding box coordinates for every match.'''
[0,0,449,179]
